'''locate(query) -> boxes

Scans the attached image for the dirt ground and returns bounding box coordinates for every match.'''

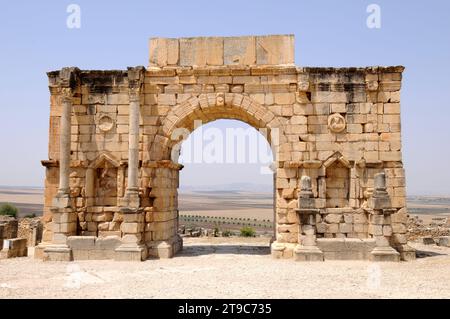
[0,238,449,299]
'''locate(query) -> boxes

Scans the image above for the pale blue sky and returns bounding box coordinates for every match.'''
[0,1,449,195]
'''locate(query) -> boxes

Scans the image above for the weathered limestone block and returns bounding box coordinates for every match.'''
[256,35,294,65]
[391,222,407,234]
[325,214,343,224]
[0,238,28,259]
[317,238,375,260]
[67,236,96,250]
[437,237,450,247]
[149,38,179,67]
[96,236,121,250]
[180,37,224,66]
[121,222,144,234]
[339,223,353,233]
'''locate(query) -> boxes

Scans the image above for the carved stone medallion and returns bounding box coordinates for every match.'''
[328,113,346,133]
[98,115,114,132]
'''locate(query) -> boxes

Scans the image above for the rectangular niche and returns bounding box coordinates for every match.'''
[85,153,122,208]
[95,166,118,206]
[326,161,350,208]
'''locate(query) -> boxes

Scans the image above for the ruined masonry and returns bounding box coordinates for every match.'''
[38,34,415,262]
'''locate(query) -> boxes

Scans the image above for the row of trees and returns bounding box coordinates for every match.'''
[182,215,271,223]
[0,204,37,218]
[180,217,271,228]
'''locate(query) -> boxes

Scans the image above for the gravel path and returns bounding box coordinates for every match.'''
[1,239,449,299]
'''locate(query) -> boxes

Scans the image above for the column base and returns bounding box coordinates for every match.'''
[270,242,286,259]
[53,193,71,208]
[148,236,183,258]
[396,244,416,261]
[34,242,50,259]
[120,190,140,209]
[271,242,296,259]
[43,244,72,261]
[294,245,324,261]
[369,246,400,262]
[114,244,148,261]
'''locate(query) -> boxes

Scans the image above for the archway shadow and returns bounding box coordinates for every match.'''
[177,244,271,257]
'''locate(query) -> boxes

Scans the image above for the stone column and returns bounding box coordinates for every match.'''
[59,90,71,194]
[53,88,73,208]
[125,91,140,200]
[121,67,143,209]
[43,67,80,261]
[116,66,147,261]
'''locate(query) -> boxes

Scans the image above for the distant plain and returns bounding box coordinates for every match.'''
[0,186,449,224]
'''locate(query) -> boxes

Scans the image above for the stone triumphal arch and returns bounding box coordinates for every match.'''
[37,35,415,262]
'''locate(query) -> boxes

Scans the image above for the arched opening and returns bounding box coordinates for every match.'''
[176,119,275,247]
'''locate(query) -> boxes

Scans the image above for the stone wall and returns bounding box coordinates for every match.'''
[18,218,43,247]
[0,216,18,244]
[40,35,413,262]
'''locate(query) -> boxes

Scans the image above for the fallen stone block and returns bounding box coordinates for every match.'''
[0,238,28,259]
[422,237,436,245]
[437,236,449,247]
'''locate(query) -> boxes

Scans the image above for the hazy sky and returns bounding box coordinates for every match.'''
[0,1,449,195]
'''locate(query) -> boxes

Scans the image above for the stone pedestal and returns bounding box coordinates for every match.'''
[148,235,183,258]
[369,172,391,210]
[370,246,400,262]
[396,244,416,261]
[153,241,174,259]
[34,243,46,259]
[294,245,324,261]
[367,172,401,262]
[294,176,324,261]
[45,203,77,262]
[270,242,285,259]
[115,208,147,261]
[43,244,72,261]
[114,243,147,261]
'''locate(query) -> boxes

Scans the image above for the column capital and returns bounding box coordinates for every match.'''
[60,87,73,103]
[127,66,145,101]
[58,67,80,89]
[129,87,140,102]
